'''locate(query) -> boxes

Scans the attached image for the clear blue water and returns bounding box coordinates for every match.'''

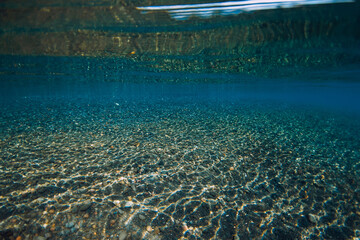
[1,57,360,114]
[1,1,360,239]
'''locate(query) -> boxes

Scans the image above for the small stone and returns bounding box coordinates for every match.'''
[71,205,79,213]
[79,200,92,211]
[119,231,127,240]
[230,167,235,171]
[110,219,116,225]
[16,236,22,240]
[65,221,75,228]
[11,218,17,223]
[33,237,46,240]
[92,224,97,229]
[139,215,146,220]
[84,213,89,218]
[124,201,134,208]
[49,209,55,214]
[308,214,317,224]
[146,226,153,232]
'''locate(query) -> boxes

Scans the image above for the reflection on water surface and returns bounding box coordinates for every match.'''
[137,0,354,20]
[0,0,359,78]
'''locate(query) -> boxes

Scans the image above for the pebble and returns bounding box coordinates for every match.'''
[119,231,127,240]
[1,101,359,240]
[65,221,75,228]
[308,214,317,224]
[33,236,46,240]
[124,201,134,208]
[50,225,56,231]
[79,200,92,211]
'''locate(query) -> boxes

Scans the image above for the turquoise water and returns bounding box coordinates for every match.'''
[1,56,360,114]
[1,1,360,239]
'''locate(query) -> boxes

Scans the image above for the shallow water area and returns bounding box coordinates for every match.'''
[1,0,360,239]
[1,81,360,239]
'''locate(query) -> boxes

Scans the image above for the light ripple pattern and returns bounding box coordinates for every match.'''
[137,0,354,19]
[0,98,359,239]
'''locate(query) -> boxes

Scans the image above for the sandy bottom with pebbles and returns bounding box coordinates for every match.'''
[0,98,360,240]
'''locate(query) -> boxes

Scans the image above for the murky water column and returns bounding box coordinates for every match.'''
[0,0,360,240]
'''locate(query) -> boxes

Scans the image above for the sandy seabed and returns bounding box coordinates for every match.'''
[0,98,359,240]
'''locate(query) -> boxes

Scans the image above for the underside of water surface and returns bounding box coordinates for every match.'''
[0,0,359,79]
[1,0,360,240]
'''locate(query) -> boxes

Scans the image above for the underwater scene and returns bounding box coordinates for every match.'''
[1,0,360,239]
